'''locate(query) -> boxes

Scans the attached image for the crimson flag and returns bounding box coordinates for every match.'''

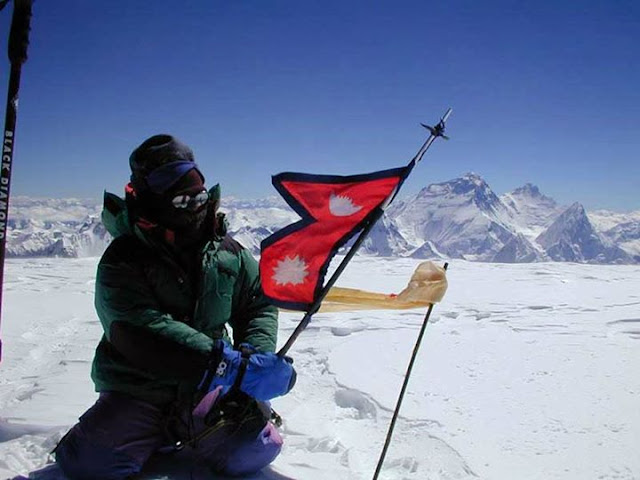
[259,167,410,311]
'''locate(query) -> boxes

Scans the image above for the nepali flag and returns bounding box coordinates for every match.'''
[259,166,411,311]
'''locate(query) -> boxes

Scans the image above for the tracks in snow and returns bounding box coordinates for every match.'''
[274,312,478,480]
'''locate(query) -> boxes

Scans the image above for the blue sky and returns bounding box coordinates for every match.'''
[1,0,638,211]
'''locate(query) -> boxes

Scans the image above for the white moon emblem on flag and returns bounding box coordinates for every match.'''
[273,255,309,286]
[329,193,362,216]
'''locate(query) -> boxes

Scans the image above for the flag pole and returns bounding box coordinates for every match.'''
[277,109,452,357]
[0,0,33,362]
[372,262,449,480]
[277,209,382,356]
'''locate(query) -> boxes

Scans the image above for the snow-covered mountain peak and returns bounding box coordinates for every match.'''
[504,183,557,206]
[538,202,590,242]
[390,173,525,261]
[536,202,631,263]
[461,171,485,183]
[501,183,563,237]
[448,172,490,195]
[450,174,513,222]
[565,201,585,215]
[513,182,542,196]
[417,172,483,196]
[417,173,501,210]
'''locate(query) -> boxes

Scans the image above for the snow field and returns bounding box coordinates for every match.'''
[0,257,639,479]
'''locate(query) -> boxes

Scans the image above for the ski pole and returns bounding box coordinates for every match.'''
[277,109,452,357]
[0,0,33,362]
[372,262,449,480]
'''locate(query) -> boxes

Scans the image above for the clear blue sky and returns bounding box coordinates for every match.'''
[1,0,638,211]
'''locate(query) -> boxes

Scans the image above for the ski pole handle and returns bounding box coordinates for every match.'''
[8,0,32,65]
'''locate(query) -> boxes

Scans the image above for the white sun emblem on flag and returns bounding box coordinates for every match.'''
[273,255,309,286]
[329,193,362,216]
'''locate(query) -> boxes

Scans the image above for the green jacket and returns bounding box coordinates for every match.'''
[91,187,278,404]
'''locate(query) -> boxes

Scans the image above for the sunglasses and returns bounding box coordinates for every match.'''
[171,190,209,210]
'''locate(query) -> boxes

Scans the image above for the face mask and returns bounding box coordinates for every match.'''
[172,207,209,248]
[162,204,208,231]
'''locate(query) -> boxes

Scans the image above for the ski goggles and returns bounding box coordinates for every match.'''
[171,190,210,210]
[145,161,203,194]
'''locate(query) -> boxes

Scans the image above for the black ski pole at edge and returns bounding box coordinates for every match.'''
[372,262,449,480]
[0,0,33,362]
[277,108,452,357]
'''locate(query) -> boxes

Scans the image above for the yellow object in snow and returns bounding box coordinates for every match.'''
[318,261,448,312]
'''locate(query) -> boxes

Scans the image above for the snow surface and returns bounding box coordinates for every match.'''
[0,257,639,479]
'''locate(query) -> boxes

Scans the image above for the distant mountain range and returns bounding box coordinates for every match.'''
[6,173,640,264]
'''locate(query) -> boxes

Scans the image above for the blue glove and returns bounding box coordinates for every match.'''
[200,340,296,402]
